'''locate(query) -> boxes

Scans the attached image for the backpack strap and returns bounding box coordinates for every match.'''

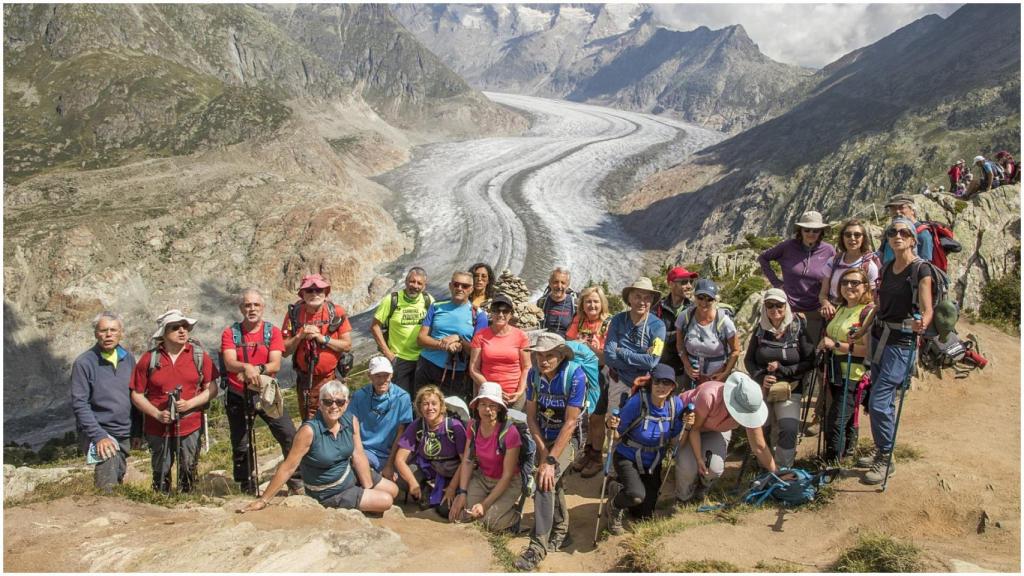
[384,291,400,334]
[325,301,346,334]
[147,346,160,376]
[599,316,611,337]
[191,339,205,383]
[262,321,272,347]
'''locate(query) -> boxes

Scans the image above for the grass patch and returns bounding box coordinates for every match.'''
[754,559,804,572]
[672,559,741,572]
[893,444,923,461]
[833,532,922,572]
[4,472,94,507]
[111,483,216,508]
[480,527,520,572]
[618,515,708,572]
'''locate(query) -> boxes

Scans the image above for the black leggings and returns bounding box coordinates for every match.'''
[824,380,858,460]
[612,452,663,519]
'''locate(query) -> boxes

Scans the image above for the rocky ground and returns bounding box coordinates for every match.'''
[4,320,1018,572]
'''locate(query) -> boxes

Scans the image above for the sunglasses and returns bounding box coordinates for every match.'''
[303,287,326,294]
[696,294,714,302]
[451,281,472,290]
[886,228,914,239]
[321,398,348,408]
[764,301,786,310]
[842,231,864,239]
[491,307,513,316]
[166,322,191,332]
[840,279,864,288]
[799,228,823,234]
[672,279,694,286]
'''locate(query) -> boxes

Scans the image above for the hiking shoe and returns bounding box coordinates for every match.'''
[605,481,626,535]
[803,420,820,437]
[855,447,878,468]
[571,446,593,472]
[549,531,572,552]
[862,452,894,485]
[580,453,604,478]
[514,547,542,571]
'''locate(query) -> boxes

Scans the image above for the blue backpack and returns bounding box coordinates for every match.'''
[563,340,601,415]
[743,468,830,507]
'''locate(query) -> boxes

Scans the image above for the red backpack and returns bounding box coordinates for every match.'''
[915,221,961,272]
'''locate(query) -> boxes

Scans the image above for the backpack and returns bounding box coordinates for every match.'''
[986,160,1005,183]
[537,289,578,332]
[919,331,968,377]
[905,258,958,338]
[287,300,353,378]
[468,419,534,478]
[743,468,832,507]
[620,390,678,474]
[563,340,602,415]
[678,304,736,356]
[831,252,882,293]
[914,221,961,272]
[218,321,274,391]
[148,338,209,410]
[752,315,806,362]
[382,291,434,343]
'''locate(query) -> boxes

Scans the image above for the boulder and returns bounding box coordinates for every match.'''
[3,464,82,501]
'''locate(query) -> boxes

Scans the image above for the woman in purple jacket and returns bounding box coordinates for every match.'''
[757,210,836,344]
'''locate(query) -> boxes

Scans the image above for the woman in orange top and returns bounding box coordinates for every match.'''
[566,285,611,478]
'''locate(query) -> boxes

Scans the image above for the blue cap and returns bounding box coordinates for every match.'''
[652,364,676,383]
[694,278,719,299]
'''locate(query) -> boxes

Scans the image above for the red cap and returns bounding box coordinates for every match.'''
[297,274,331,297]
[667,266,699,282]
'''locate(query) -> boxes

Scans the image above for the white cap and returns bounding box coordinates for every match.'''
[973,155,985,164]
[368,356,393,375]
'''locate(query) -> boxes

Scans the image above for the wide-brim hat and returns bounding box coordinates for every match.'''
[794,210,828,230]
[255,375,284,419]
[151,309,197,340]
[525,331,574,361]
[297,273,331,297]
[723,372,768,429]
[470,381,507,413]
[621,276,661,303]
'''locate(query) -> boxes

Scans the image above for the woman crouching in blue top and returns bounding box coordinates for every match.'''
[514,332,586,572]
[604,364,694,534]
[239,380,399,514]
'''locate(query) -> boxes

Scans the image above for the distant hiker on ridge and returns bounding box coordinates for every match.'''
[71,311,141,491]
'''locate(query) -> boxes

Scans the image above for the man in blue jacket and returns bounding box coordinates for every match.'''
[71,311,140,490]
[604,277,666,416]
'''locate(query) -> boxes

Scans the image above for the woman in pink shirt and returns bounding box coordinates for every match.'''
[448,382,523,532]
[469,294,531,410]
[674,373,779,504]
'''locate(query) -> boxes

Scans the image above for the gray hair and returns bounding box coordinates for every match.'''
[91,311,123,331]
[237,288,265,306]
[407,267,427,281]
[319,380,350,402]
[550,267,571,280]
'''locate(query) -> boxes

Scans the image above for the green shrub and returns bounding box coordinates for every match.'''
[673,559,742,572]
[979,266,1021,330]
[833,532,922,572]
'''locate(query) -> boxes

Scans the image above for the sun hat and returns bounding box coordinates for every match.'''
[255,375,285,419]
[368,356,393,375]
[621,276,661,303]
[652,364,676,383]
[794,210,828,230]
[151,309,197,340]
[297,273,331,297]
[723,372,768,429]
[693,278,719,299]
[667,266,699,282]
[490,293,514,310]
[763,288,788,303]
[470,381,507,412]
[525,331,574,361]
[884,194,916,209]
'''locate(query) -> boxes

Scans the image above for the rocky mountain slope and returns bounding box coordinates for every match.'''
[619,2,1021,287]
[393,4,810,133]
[3,3,525,447]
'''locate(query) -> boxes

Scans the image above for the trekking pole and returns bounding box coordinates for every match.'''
[882,319,920,492]
[816,355,831,460]
[167,386,181,494]
[202,411,210,455]
[662,403,696,487]
[836,324,859,464]
[798,350,822,445]
[304,339,318,420]
[594,407,621,545]
[246,389,261,497]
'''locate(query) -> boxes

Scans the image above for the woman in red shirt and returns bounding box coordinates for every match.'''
[469,294,531,410]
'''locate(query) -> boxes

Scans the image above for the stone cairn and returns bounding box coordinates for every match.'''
[494,269,544,330]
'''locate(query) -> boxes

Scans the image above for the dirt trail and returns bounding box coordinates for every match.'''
[4,322,1018,572]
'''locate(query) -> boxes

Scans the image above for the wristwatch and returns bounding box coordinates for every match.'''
[258,364,267,375]
[455,488,468,496]
[545,455,557,466]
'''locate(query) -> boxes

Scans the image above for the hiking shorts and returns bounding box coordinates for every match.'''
[319,469,383,510]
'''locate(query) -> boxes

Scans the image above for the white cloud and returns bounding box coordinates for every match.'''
[650,3,962,68]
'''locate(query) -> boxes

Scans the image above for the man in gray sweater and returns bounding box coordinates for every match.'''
[71,311,139,490]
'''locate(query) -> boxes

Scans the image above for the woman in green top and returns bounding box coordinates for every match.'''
[239,380,399,513]
[819,268,873,462]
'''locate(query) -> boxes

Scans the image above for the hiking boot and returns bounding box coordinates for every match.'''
[514,547,542,571]
[605,481,626,535]
[862,452,894,485]
[571,446,594,472]
[549,531,573,552]
[855,447,878,468]
[803,420,820,437]
[580,452,604,478]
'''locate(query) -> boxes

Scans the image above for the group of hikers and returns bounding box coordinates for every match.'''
[945,153,1019,198]
[71,190,976,571]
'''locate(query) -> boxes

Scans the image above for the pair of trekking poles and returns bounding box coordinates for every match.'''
[159,385,185,494]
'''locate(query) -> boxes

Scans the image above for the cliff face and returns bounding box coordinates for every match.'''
[620,4,1020,265]
[2,3,525,446]
[393,4,809,133]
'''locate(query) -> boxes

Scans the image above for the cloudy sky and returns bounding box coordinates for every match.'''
[651,3,962,68]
